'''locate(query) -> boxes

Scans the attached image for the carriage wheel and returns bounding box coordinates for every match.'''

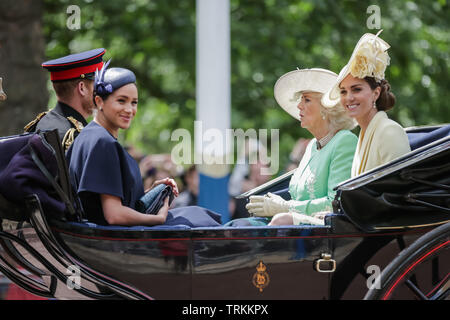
[365,222,450,300]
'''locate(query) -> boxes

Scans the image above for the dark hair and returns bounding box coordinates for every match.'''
[364,77,396,111]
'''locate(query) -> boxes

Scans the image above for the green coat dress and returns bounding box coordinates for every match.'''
[225,129,357,227]
[288,129,357,220]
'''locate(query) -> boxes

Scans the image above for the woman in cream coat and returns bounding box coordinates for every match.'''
[322,31,411,177]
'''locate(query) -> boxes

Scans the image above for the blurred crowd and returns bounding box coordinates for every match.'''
[126,137,310,220]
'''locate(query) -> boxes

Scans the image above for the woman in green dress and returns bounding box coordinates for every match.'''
[245,68,357,226]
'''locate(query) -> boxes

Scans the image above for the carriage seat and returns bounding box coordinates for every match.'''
[407,124,450,150]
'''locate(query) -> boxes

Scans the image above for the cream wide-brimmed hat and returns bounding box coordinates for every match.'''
[274,68,338,120]
[321,30,391,108]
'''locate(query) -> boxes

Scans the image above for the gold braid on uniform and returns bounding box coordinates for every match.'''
[62,116,85,152]
[23,111,48,132]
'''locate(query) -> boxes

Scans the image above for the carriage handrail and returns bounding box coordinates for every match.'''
[235,168,295,199]
[335,135,450,191]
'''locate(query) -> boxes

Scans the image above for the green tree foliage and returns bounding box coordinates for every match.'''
[42,0,449,175]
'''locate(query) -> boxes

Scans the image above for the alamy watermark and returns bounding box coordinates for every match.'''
[171,121,280,175]
[66,265,81,290]
[366,5,381,30]
[366,265,381,290]
[67,5,81,30]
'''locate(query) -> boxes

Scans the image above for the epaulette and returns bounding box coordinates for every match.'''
[62,116,85,152]
[23,111,48,132]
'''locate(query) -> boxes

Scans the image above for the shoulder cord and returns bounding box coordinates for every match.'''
[62,116,84,152]
[62,128,77,152]
[23,111,48,132]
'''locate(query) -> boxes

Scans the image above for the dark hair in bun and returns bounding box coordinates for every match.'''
[364,77,396,111]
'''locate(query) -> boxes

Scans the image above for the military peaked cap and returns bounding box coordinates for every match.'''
[42,48,106,82]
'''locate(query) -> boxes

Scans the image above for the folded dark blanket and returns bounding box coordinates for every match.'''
[0,134,65,217]
[165,206,222,227]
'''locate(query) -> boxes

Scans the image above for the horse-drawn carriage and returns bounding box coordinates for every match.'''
[0,124,448,300]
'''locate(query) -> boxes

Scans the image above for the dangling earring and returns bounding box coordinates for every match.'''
[373,101,376,109]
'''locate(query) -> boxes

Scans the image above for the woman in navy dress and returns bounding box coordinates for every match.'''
[67,62,221,227]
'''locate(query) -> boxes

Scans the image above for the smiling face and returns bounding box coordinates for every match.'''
[339,74,380,129]
[94,83,138,137]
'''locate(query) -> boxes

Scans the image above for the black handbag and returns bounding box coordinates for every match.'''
[136,184,174,214]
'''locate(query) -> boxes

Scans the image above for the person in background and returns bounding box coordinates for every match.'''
[284,138,311,172]
[228,139,272,219]
[142,167,158,191]
[139,154,181,191]
[171,165,199,208]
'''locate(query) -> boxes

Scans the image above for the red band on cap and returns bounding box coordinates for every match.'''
[50,61,104,81]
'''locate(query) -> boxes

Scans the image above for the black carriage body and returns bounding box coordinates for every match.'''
[47,216,428,300]
[0,125,449,300]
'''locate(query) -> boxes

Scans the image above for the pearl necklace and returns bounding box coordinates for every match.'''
[316,131,335,150]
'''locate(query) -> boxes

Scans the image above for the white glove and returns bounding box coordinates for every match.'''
[246,192,291,217]
[292,213,325,225]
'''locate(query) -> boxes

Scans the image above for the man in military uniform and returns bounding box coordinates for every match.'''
[24,48,106,151]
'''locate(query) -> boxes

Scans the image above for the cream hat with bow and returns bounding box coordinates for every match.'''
[321,30,391,108]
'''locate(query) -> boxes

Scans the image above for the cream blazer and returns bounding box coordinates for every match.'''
[351,111,411,177]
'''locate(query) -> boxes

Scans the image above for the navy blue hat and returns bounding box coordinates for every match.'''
[94,60,137,97]
[42,48,106,82]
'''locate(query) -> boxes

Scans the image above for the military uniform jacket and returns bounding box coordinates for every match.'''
[24,102,87,152]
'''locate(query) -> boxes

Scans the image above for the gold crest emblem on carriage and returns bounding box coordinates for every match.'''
[252,261,270,292]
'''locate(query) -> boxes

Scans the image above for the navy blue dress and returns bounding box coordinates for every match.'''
[66,122,143,224]
[66,121,221,227]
